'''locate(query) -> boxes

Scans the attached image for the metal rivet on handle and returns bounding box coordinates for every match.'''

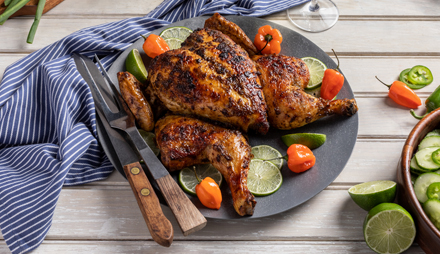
[131,167,140,175]
[141,188,150,196]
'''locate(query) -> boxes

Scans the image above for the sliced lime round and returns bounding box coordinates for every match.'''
[348,180,396,211]
[159,26,193,41]
[301,57,327,90]
[363,203,416,254]
[138,129,160,156]
[248,159,283,196]
[251,145,283,170]
[164,38,184,50]
[281,133,326,149]
[125,49,148,83]
[179,164,222,195]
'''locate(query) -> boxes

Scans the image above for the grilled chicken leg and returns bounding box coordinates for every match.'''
[253,55,358,129]
[155,115,256,216]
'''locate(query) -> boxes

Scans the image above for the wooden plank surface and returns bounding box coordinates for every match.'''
[0,241,425,254]
[1,0,438,252]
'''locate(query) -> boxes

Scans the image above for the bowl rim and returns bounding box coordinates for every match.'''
[402,107,440,238]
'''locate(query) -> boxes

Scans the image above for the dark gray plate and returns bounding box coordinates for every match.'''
[104,15,358,219]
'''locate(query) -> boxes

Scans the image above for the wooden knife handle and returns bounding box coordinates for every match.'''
[156,174,207,236]
[123,162,173,247]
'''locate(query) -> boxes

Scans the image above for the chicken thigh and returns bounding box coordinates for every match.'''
[155,115,256,216]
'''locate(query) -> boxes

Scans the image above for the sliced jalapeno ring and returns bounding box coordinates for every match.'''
[399,68,426,90]
[427,182,440,200]
[408,65,433,86]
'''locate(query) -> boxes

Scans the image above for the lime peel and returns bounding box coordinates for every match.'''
[348,180,397,211]
[179,164,222,195]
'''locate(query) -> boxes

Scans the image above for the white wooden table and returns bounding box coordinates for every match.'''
[1,0,438,253]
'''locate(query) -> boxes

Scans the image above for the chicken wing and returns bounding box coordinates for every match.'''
[155,115,256,216]
[147,28,269,134]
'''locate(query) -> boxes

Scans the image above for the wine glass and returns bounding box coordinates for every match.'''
[287,0,339,32]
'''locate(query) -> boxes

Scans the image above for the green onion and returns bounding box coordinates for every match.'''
[0,0,31,24]
[4,0,13,6]
[26,0,46,44]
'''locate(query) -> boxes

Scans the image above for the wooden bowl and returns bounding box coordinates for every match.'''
[397,107,440,253]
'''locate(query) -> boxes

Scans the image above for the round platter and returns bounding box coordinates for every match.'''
[103,15,359,219]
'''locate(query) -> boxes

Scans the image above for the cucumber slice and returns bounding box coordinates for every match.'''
[410,156,429,175]
[426,129,440,138]
[419,136,440,150]
[433,148,440,165]
[422,199,440,230]
[414,173,440,203]
[415,147,440,171]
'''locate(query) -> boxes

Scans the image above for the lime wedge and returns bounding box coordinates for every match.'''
[179,164,222,195]
[281,133,326,149]
[301,57,327,90]
[348,180,397,211]
[251,145,283,170]
[125,49,148,83]
[248,159,283,196]
[160,26,193,41]
[363,203,416,254]
[138,130,160,156]
[164,38,184,50]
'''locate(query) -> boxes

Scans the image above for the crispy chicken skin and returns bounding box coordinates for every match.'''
[204,13,259,57]
[155,115,256,216]
[118,72,154,131]
[147,28,269,134]
[253,54,358,129]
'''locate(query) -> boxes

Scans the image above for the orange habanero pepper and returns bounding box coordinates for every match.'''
[194,168,222,210]
[286,144,316,173]
[321,49,344,100]
[376,76,422,109]
[142,34,170,59]
[254,25,283,55]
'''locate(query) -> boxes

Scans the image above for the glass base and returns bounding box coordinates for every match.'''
[287,0,339,32]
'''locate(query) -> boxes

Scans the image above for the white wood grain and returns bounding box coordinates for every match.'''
[1,18,440,54]
[0,240,423,254]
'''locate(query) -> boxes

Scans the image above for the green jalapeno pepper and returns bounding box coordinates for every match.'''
[400,68,426,90]
[427,182,440,200]
[408,65,433,86]
[411,84,440,119]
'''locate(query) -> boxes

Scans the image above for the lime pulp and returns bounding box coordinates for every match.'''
[138,129,160,156]
[159,26,193,41]
[251,145,283,170]
[179,164,222,195]
[247,159,283,196]
[301,57,327,90]
[363,203,416,254]
[164,38,184,50]
[125,49,148,83]
[348,180,397,211]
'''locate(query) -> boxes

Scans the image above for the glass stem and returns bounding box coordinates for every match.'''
[309,0,320,12]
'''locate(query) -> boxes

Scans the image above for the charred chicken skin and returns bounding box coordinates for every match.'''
[147,27,269,134]
[155,115,256,216]
[204,13,358,129]
[252,55,358,129]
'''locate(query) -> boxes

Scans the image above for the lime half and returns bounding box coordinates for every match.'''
[164,38,184,50]
[248,159,283,196]
[125,49,148,83]
[348,180,396,211]
[301,57,327,90]
[138,130,160,156]
[281,133,326,149]
[251,145,283,170]
[363,203,416,254]
[179,164,222,195]
[160,26,193,41]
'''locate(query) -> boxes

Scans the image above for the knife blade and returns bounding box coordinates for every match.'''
[74,54,173,247]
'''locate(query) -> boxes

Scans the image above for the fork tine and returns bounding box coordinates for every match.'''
[94,54,125,110]
[73,53,115,121]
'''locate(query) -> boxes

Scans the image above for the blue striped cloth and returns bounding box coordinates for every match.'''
[0,0,308,253]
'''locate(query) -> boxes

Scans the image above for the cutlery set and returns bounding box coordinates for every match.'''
[73,53,207,247]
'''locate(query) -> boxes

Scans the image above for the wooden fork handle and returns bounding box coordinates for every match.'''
[123,161,173,247]
[156,174,207,236]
